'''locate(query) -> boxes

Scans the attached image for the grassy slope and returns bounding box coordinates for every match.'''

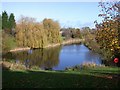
[3,67,120,88]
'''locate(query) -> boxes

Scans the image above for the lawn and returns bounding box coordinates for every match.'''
[2,67,120,88]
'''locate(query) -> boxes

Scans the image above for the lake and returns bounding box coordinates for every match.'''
[4,44,102,70]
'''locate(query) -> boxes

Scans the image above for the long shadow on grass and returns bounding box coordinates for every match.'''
[2,70,119,88]
[88,69,120,78]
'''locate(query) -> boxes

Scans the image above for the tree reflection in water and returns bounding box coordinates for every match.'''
[6,46,61,70]
[3,44,103,70]
[84,50,102,65]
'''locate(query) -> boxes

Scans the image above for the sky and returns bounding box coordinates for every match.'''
[1,0,119,2]
[2,2,104,28]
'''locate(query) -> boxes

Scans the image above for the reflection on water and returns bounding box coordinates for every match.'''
[4,44,102,70]
[57,44,102,70]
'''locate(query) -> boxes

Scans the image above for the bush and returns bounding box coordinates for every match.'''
[2,31,16,52]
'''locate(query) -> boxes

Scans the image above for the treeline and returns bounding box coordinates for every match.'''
[15,17,61,48]
[2,11,83,51]
[61,28,82,40]
[1,11,64,52]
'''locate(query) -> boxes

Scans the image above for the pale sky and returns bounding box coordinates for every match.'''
[2,2,104,28]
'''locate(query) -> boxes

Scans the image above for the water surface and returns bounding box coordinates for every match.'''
[4,44,102,70]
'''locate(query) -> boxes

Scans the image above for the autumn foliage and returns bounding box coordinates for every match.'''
[15,16,61,48]
[96,20,120,51]
[95,1,120,60]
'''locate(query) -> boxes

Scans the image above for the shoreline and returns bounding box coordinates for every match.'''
[9,39,84,52]
[9,47,31,52]
[44,39,84,48]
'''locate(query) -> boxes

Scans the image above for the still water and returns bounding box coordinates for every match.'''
[4,44,102,70]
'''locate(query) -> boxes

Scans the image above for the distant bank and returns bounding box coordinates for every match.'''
[10,39,84,52]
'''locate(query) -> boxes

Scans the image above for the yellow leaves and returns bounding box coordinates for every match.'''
[109,38,120,51]
[96,20,120,53]
[111,38,118,45]
[16,17,61,48]
[110,48,114,51]
[117,47,120,50]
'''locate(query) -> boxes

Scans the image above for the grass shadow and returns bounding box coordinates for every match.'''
[2,69,120,88]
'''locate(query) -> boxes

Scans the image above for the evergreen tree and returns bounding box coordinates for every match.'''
[0,15,2,30]
[2,11,8,30]
[8,13,16,35]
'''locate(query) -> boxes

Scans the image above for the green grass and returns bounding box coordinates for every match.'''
[2,67,120,88]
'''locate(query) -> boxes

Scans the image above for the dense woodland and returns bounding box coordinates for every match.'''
[2,12,63,50]
[1,10,83,52]
[15,17,62,48]
[1,1,120,62]
[61,28,82,40]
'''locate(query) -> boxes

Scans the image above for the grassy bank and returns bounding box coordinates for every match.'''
[82,40,100,53]
[2,64,120,88]
[82,39,114,63]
